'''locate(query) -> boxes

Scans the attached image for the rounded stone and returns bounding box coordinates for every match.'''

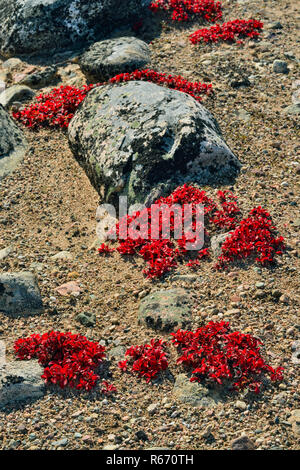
[138,288,193,332]
[79,37,151,82]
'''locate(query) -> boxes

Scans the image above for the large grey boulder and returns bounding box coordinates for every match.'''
[79,36,151,82]
[138,288,193,332]
[0,104,27,180]
[0,0,151,57]
[0,361,45,408]
[68,81,241,207]
[0,271,43,317]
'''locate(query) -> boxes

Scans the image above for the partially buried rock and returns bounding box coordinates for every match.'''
[109,345,126,360]
[0,271,43,317]
[0,104,27,180]
[19,66,58,89]
[283,104,300,115]
[231,436,256,450]
[68,81,241,207]
[79,37,151,82]
[76,312,96,327]
[173,374,222,408]
[0,85,35,109]
[138,288,192,332]
[0,360,45,408]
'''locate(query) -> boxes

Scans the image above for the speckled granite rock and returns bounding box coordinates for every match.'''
[68,81,241,207]
[0,0,151,57]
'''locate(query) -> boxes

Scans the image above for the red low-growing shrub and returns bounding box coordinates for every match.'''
[13,71,211,129]
[98,185,285,278]
[12,84,95,129]
[109,69,212,102]
[14,331,115,392]
[171,321,284,393]
[216,206,285,269]
[190,19,264,44]
[118,339,168,382]
[149,0,223,23]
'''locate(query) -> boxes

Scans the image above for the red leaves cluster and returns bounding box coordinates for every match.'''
[118,339,168,382]
[117,323,283,393]
[14,331,115,393]
[189,19,264,44]
[216,206,285,269]
[171,321,284,393]
[99,185,284,278]
[149,0,223,23]
[109,69,212,102]
[13,71,211,129]
[12,84,95,129]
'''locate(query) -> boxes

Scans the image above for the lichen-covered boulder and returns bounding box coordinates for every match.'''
[79,37,151,82]
[0,104,27,180]
[0,0,151,57]
[68,81,241,207]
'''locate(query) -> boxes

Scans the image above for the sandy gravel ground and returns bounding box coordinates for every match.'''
[0,0,299,450]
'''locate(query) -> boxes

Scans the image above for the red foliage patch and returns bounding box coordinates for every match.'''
[118,339,168,382]
[216,206,285,269]
[13,71,211,129]
[14,331,115,392]
[171,321,284,393]
[109,69,212,102]
[12,84,94,129]
[149,0,223,23]
[189,19,264,44]
[98,185,285,278]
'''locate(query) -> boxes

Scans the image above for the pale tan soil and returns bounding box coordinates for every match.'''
[0,0,299,450]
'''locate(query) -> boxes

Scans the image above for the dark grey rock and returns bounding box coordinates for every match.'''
[231,436,256,450]
[0,361,45,408]
[0,104,27,180]
[138,288,192,332]
[0,0,151,57]
[173,374,222,408]
[79,37,150,82]
[0,85,35,109]
[273,60,289,74]
[0,271,43,317]
[68,81,241,207]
